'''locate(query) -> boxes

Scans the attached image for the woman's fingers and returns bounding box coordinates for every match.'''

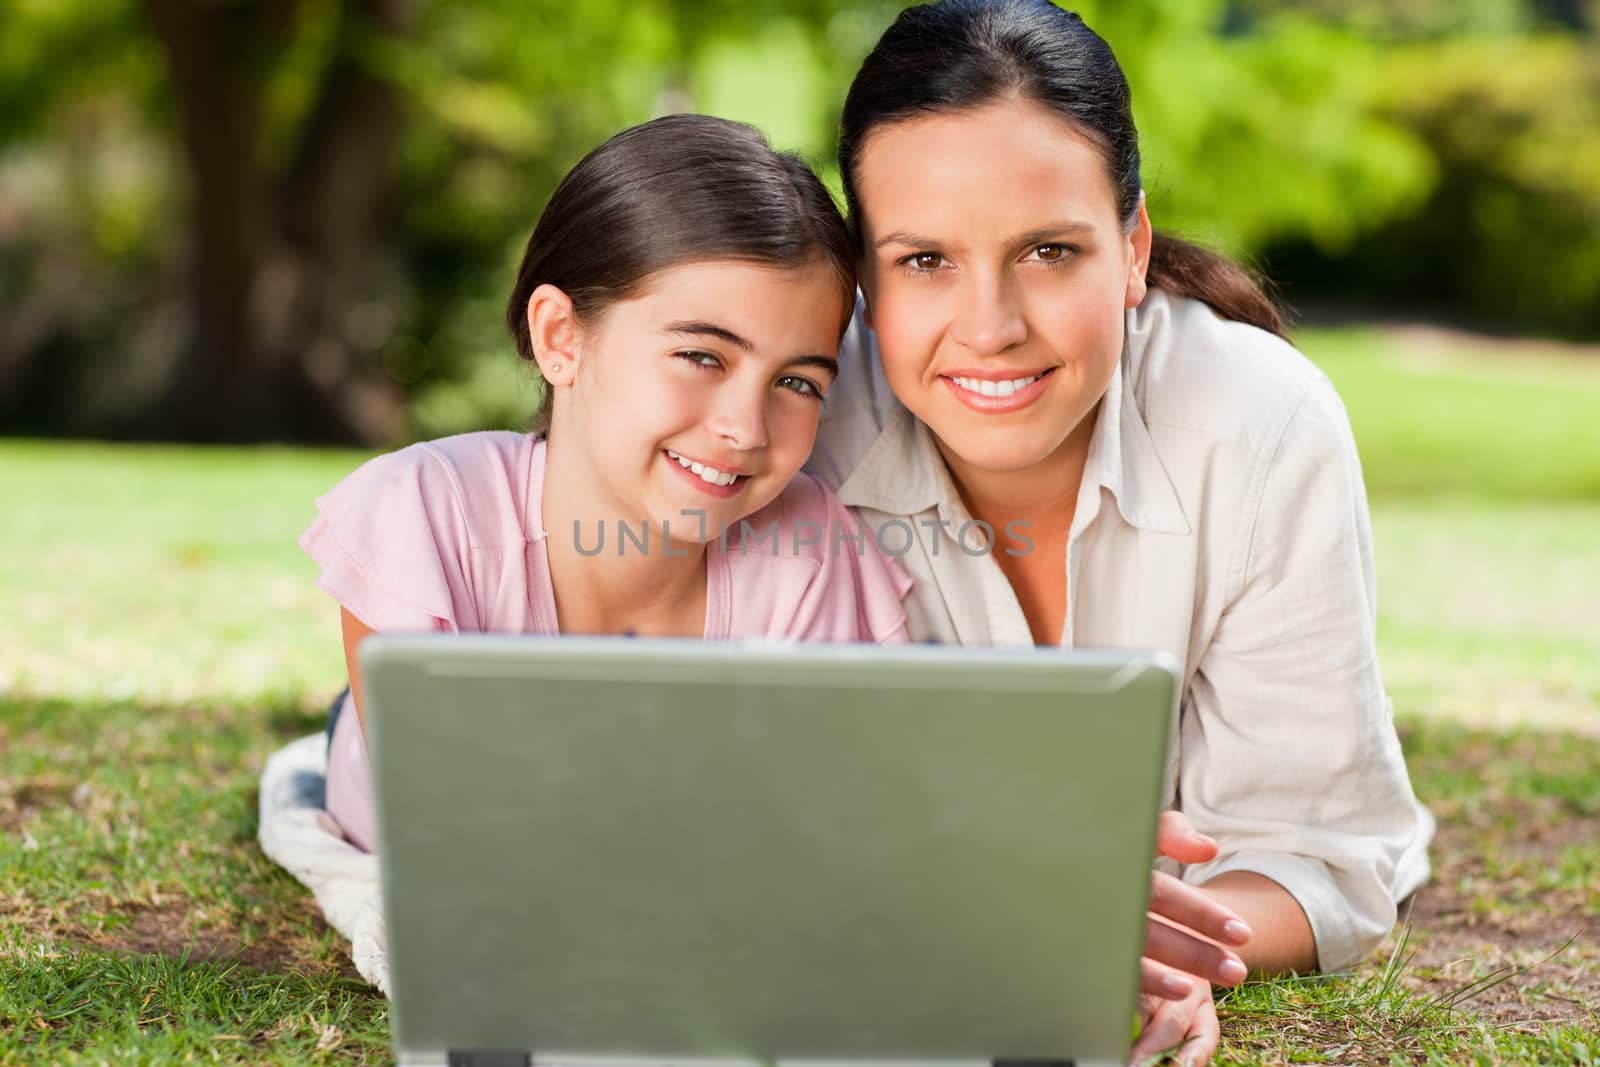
[1129,984,1219,1066]
[1145,913,1248,988]
[1155,810,1219,865]
[1129,987,1220,1066]
[1140,954,1200,1001]
[1149,870,1252,947]
[1183,994,1222,1067]
[1129,994,1189,1064]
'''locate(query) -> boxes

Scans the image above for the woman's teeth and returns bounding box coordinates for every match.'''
[950,372,1044,397]
[667,450,740,487]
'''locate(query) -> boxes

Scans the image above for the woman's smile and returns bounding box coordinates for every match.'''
[938,365,1058,413]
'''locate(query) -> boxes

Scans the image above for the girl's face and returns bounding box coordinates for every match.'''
[854,96,1151,479]
[550,259,847,540]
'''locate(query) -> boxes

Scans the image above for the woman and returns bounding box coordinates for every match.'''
[809,1,1433,1061]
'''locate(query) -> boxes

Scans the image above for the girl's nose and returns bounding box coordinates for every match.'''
[705,387,769,451]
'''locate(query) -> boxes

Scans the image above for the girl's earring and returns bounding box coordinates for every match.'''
[551,364,562,373]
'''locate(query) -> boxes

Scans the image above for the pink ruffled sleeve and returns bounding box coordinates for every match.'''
[297,444,480,632]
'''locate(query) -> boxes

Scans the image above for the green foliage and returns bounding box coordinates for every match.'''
[1079,1,1436,254]
[1255,11,1600,337]
[1370,35,1600,335]
[1,2,1595,439]
[1240,0,1536,37]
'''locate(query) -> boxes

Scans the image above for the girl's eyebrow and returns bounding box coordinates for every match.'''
[664,322,839,375]
[663,321,752,350]
[789,355,840,379]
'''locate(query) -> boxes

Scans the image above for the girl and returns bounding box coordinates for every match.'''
[808,1,1434,1062]
[300,114,911,855]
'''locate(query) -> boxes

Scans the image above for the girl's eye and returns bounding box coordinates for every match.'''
[777,375,824,399]
[1030,243,1076,264]
[675,350,720,369]
[900,252,947,272]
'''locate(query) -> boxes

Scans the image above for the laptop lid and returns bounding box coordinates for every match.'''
[361,637,1178,1067]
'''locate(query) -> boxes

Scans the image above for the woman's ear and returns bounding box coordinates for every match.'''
[526,283,581,386]
[1125,192,1152,309]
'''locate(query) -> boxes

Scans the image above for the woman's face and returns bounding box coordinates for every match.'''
[854,96,1151,480]
[549,259,846,541]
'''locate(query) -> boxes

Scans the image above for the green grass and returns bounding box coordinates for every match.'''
[3,325,1598,1064]
[1298,325,1600,502]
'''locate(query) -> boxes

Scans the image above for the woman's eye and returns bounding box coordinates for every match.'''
[778,375,823,398]
[675,350,720,369]
[901,252,946,272]
[1031,244,1075,263]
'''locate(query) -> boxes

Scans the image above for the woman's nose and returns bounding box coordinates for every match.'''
[950,274,1028,355]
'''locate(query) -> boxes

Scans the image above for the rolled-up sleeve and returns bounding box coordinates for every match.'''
[1178,374,1432,972]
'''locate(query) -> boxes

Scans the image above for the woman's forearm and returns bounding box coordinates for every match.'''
[1200,871,1318,977]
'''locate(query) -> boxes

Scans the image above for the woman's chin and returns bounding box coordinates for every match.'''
[929,424,1077,478]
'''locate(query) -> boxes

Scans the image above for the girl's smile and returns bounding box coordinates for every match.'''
[663,448,751,498]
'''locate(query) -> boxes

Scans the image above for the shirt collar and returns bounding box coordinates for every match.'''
[834,324,1190,536]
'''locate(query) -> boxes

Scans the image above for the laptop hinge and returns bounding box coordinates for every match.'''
[447,1051,531,1067]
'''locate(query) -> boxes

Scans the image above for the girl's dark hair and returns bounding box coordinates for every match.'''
[507,114,856,435]
[838,0,1285,338]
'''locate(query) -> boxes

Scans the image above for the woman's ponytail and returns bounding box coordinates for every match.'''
[1147,231,1286,339]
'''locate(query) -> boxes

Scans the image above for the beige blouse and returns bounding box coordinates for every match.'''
[806,287,1434,971]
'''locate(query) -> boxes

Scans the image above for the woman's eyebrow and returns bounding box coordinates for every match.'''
[874,220,1096,252]
[663,321,752,350]
[1010,220,1097,247]
[873,230,946,251]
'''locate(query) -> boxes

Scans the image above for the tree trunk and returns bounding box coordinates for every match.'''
[264,0,411,445]
[141,0,409,444]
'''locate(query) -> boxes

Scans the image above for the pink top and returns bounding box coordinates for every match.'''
[300,431,912,851]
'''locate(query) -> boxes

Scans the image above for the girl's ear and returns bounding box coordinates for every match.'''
[527,283,581,386]
[1125,192,1152,309]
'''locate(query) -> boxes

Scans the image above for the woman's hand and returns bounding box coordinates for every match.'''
[1140,812,1251,1001]
[1131,981,1219,1067]
[1131,812,1248,1066]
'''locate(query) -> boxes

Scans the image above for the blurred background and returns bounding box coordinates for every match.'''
[2,0,1597,445]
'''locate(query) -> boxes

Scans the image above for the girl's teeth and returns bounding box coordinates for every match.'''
[668,451,739,487]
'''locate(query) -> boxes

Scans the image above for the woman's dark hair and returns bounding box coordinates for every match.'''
[838,0,1285,337]
[507,114,856,435]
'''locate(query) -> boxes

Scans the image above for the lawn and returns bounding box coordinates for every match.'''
[2,325,1598,1064]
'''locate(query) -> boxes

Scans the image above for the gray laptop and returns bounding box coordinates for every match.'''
[360,636,1179,1067]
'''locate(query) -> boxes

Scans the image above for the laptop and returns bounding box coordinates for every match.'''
[360,636,1180,1067]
